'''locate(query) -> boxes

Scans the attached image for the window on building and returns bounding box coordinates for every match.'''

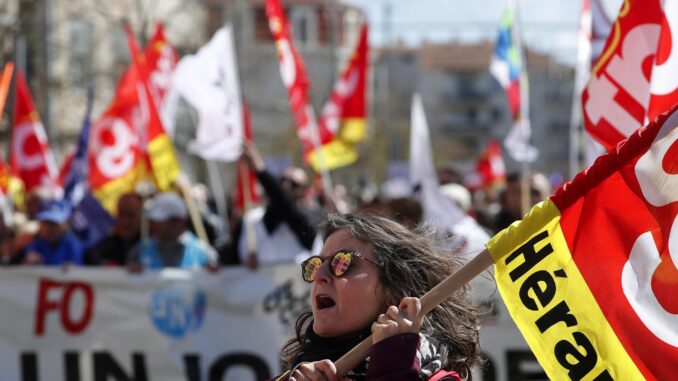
[68,18,94,87]
[290,7,317,47]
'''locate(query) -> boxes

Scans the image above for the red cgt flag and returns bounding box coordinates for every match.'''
[265,0,321,158]
[488,103,678,380]
[144,23,178,109]
[308,23,369,172]
[582,0,678,149]
[88,24,179,213]
[11,70,59,192]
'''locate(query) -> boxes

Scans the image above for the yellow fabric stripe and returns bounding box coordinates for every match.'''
[487,200,644,380]
[339,118,366,143]
[147,134,180,191]
[92,162,146,214]
[308,140,358,172]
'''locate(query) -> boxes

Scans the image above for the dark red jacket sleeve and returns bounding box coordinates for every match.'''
[268,334,460,381]
[367,333,460,381]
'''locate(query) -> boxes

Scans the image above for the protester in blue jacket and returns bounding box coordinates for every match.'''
[20,199,84,266]
[271,213,481,381]
[126,192,218,270]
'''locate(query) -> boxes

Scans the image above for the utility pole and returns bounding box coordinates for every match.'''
[382,1,394,162]
[328,0,339,82]
[40,0,52,147]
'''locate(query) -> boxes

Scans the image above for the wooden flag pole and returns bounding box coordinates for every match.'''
[176,174,210,245]
[334,249,493,378]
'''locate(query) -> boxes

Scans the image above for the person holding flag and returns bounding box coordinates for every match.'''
[269,213,481,381]
[304,98,678,381]
[222,141,320,268]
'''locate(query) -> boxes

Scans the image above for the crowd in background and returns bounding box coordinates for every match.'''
[0,141,554,271]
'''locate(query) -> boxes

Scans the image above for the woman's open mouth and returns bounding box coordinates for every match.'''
[315,294,336,309]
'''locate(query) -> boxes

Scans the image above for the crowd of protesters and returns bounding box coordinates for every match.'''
[0,142,554,270]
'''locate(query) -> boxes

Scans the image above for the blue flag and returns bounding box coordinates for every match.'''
[63,86,114,249]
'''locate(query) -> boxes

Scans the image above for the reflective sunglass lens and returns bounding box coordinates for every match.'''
[331,251,353,277]
[303,257,322,281]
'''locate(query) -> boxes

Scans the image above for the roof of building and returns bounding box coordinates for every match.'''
[377,40,570,72]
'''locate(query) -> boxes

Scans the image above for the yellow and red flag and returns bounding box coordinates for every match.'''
[10,70,59,192]
[487,104,678,380]
[88,25,179,213]
[124,24,180,192]
[308,23,369,172]
[144,23,178,110]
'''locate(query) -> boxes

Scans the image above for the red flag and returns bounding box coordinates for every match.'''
[582,0,678,149]
[265,0,321,157]
[124,24,180,192]
[88,25,179,213]
[488,104,678,379]
[308,23,369,171]
[11,70,59,192]
[475,140,506,188]
[144,23,178,109]
[234,101,260,212]
[88,65,145,213]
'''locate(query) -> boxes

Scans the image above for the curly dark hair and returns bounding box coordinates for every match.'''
[281,213,482,379]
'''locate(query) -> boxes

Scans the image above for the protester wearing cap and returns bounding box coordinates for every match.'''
[18,199,84,266]
[126,192,218,270]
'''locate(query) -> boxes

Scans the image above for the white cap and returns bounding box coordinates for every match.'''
[146,192,188,221]
[439,183,472,212]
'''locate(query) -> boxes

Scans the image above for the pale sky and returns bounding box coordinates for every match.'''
[342,0,623,64]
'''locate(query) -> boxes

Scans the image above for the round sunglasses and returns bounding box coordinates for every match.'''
[301,250,379,283]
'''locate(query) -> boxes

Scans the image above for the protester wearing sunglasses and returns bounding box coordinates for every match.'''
[270,213,481,381]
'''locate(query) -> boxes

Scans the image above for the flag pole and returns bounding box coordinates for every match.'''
[334,249,493,378]
[176,174,210,244]
[181,112,212,245]
[513,0,531,215]
[307,106,335,203]
[569,0,590,179]
[206,160,229,238]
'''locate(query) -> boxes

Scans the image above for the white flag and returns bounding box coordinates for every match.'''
[171,26,243,161]
[409,94,490,254]
[410,93,464,226]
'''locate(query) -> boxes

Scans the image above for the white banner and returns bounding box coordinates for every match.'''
[0,266,308,381]
[0,266,539,381]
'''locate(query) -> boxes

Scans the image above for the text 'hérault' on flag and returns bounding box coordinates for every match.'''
[487,103,678,380]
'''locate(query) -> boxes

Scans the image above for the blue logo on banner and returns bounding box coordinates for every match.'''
[148,284,207,338]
